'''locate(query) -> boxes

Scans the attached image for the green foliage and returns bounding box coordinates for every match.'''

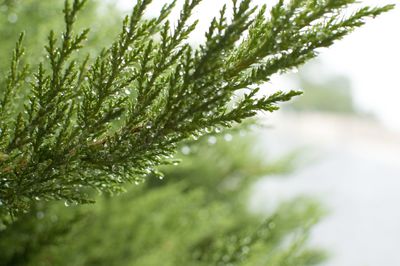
[0,132,326,266]
[0,0,393,219]
[0,0,119,72]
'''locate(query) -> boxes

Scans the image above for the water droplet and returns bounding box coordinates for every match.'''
[224,134,233,142]
[268,222,276,229]
[208,136,217,145]
[7,13,18,23]
[241,246,250,254]
[36,211,44,219]
[181,146,191,155]
[275,53,283,59]
[64,201,70,207]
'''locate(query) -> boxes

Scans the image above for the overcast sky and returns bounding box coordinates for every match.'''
[117,0,400,131]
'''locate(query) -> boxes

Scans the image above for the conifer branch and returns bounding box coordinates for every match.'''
[0,0,394,218]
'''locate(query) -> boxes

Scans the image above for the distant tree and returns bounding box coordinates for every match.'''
[287,62,356,114]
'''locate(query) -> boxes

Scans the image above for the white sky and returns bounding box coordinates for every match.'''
[318,0,400,131]
[116,0,400,131]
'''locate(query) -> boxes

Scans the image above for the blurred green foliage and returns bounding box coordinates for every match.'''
[0,0,120,72]
[0,1,327,265]
[0,131,326,266]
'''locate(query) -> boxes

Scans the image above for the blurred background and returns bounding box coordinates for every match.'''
[259,5,400,264]
[116,0,400,265]
[1,0,399,265]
